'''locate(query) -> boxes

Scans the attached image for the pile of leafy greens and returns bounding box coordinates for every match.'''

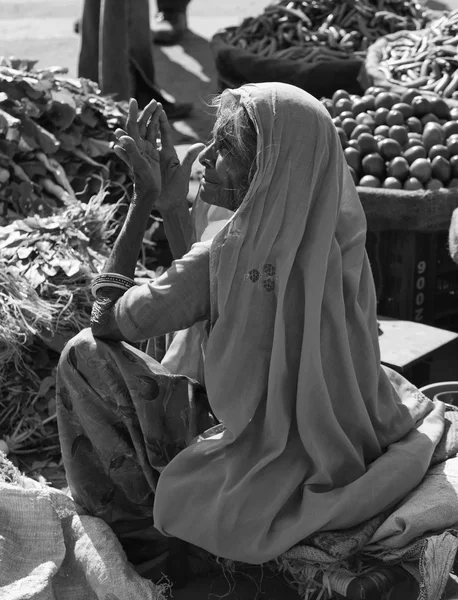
[0,57,133,223]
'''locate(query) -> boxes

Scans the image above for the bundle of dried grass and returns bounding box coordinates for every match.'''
[0,261,56,379]
[0,190,124,456]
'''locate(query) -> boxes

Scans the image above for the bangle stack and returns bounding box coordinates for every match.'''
[91,273,135,298]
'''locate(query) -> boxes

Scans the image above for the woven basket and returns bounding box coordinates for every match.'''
[358,186,458,232]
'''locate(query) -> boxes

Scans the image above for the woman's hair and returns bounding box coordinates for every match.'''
[210,90,258,207]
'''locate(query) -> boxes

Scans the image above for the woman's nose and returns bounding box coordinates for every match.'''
[199,143,215,168]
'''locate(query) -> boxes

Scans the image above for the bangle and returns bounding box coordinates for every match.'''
[92,282,132,297]
[91,273,135,298]
[95,273,135,286]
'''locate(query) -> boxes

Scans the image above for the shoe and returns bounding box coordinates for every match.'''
[151,12,188,45]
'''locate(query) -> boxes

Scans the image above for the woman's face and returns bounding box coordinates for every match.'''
[198,131,250,212]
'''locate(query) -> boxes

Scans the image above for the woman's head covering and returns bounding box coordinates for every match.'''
[154,83,443,563]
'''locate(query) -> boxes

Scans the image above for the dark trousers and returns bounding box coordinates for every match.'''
[157,0,191,14]
[78,0,158,102]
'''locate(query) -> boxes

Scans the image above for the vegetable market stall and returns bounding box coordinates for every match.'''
[211,0,432,98]
[322,85,458,326]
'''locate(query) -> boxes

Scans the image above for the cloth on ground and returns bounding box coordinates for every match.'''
[0,451,168,600]
[273,405,458,600]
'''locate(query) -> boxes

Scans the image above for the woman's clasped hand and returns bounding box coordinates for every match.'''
[114,98,163,197]
[113,98,204,212]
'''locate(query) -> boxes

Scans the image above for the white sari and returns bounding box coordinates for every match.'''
[153,83,444,563]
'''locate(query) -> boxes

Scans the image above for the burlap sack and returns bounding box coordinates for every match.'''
[211,31,364,98]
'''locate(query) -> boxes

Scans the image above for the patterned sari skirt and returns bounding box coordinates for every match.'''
[56,328,220,585]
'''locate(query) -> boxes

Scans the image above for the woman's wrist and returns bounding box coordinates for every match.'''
[156,192,189,215]
[162,202,194,260]
[102,187,157,278]
[133,181,158,204]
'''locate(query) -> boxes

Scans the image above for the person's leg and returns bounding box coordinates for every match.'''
[76,0,192,117]
[157,0,192,13]
[77,0,101,83]
[56,328,216,580]
[128,0,193,117]
[99,0,132,101]
[152,0,192,45]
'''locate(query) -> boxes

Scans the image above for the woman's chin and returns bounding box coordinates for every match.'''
[199,184,221,206]
[199,183,235,211]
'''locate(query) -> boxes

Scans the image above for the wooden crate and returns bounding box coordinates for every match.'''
[366,229,458,326]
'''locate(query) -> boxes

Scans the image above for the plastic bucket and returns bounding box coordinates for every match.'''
[419,382,458,405]
[433,391,458,406]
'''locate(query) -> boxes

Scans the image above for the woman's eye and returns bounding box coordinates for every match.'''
[217,140,231,153]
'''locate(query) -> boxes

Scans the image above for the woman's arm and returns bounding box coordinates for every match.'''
[104,188,156,279]
[112,241,211,343]
[160,203,195,261]
[91,238,211,342]
[91,186,157,340]
[90,99,208,340]
[154,113,204,260]
[91,98,162,340]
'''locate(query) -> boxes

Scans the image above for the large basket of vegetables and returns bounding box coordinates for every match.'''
[362,10,458,98]
[322,86,458,324]
[212,0,432,98]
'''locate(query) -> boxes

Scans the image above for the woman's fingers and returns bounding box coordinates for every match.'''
[138,99,159,139]
[126,98,141,145]
[158,111,175,153]
[115,128,128,139]
[113,144,131,168]
[114,135,144,170]
[145,103,163,145]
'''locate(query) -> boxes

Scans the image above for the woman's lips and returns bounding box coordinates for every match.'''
[202,174,218,184]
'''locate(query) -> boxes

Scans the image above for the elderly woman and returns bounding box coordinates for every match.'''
[56,83,444,586]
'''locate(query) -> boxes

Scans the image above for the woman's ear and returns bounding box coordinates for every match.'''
[449,208,458,265]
